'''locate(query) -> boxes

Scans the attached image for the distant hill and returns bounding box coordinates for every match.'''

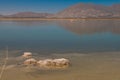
[6,12,53,18]
[111,4,120,12]
[52,3,120,18]
[110,4,120,17]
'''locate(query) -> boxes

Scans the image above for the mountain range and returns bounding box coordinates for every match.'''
[0,3,120,18]
[53,3,120,18]
[6,12,53,18]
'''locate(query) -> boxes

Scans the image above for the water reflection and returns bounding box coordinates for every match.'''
[58,20,120,35]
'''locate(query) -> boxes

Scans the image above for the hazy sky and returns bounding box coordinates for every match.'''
[0,0,120,15]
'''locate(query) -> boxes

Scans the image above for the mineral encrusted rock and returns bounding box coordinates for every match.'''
[22,52,32,58]
[37,58,70,69]
[24,58,37,66]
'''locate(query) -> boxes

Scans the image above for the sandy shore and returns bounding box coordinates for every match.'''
[0,51,120,80]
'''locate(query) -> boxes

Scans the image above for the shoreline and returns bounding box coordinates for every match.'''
[1,50,120,80]
[0,18,120,21]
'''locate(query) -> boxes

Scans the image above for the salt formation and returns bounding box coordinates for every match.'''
[24,58,37,66]
[22,52,32,58]
[53,58,70,67]
[37,59,54,68]
[37,58,70,69]
[22,52,70,69]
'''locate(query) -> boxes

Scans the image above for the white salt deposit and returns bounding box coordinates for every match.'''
[22,52,32,58]
[24,58,37,66]
[37,58,70,69]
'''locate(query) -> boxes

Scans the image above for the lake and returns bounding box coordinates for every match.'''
[0,20,120,80]
[0,20,120,53]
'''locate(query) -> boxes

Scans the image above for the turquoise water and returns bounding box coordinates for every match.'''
[0,20,120,53]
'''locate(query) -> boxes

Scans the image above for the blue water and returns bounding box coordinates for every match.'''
[0,20,120,53]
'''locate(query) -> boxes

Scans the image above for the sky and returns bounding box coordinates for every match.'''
[0,0,120,15]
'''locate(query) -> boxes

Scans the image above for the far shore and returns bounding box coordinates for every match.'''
[0,17,120,21]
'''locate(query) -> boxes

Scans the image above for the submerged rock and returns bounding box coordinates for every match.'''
[22,52,32,58]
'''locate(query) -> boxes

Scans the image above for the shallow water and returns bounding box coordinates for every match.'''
[0,20,120,80]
